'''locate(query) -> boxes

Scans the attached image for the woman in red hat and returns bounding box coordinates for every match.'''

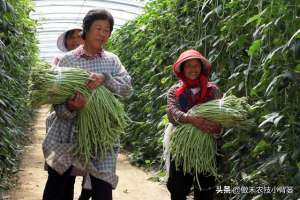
[165,49,222,200]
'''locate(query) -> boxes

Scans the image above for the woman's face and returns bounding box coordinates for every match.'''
[85,19,111,50]
[65,29,83,51]
[183,59,202,80]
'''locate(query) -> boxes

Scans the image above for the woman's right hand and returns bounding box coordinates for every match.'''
[184,115,222,135]
[86,73,105,90]
[67,92,86,111]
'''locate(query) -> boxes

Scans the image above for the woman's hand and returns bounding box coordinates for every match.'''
[86,73,105,90]
[67,92,86,111]
[184,115,222,135]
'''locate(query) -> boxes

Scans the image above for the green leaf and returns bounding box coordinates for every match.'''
[203,9,215,23]
[160,77,169,84]
[295,64,300,72]
[257,155,278,173]
[0,98,6,107]
[274,115,284,127]
[252,139,271,156]
[241,172,248,180]
[244,14,261,26]
[156,170,166,177]
[228,72,240,80]
[244,169,262,181]
[287,29,300,47]
[244,8,267,26]
[251,195,263,200]
[259,112,279,128]
[279,153,288,165]
[264,45,285,62]
[248,40,262,56]
[265,76,278,97]
[161,114,168,126]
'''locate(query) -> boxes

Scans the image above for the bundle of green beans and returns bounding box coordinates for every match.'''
[30,67,127,163]
[170,95,254,177]
[30,67,90,107]
[76,87,127,164]
[189,95,255,129]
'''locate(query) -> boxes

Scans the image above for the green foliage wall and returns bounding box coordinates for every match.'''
[0,0,38,191]
[109,0,300,199]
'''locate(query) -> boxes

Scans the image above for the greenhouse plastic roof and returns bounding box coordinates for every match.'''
[32,0,145,63]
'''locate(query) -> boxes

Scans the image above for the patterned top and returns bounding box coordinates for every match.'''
[167,82,221,123]
[166,82,222,139]
[42,45,132,189]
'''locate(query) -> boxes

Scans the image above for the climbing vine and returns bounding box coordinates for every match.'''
[0,0,38,191]
[109,0,300,199]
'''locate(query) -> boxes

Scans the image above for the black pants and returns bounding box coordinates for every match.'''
[43,166,76,200]
[78,188,92,200]
[43,167,112,200]
[167,161,216,200]
[78,176,92,200]
[78,176,112,200]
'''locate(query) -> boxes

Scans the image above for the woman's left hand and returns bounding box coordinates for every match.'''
[86,73,105,89]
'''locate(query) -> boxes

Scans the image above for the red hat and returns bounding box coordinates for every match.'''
[172,49,211,76]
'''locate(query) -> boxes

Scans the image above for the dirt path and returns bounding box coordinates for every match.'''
[9,107,170,200]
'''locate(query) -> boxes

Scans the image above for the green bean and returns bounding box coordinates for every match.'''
[30,67,127,164]
[170,95,254,178]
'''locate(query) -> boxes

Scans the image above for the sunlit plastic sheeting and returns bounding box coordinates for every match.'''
[34,0,143,9]
[33,3,142,15]
[37,20,123,30]
[32,0,145,63]
[32,9,139,21]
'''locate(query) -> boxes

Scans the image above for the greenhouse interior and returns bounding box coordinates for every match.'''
[0,0,299,199]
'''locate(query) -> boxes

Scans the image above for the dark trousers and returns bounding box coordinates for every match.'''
[78,189,92,200]
[43,166,76,200]
[167,161,216,200]
[79,176,112,200]
[43,166,112,200]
